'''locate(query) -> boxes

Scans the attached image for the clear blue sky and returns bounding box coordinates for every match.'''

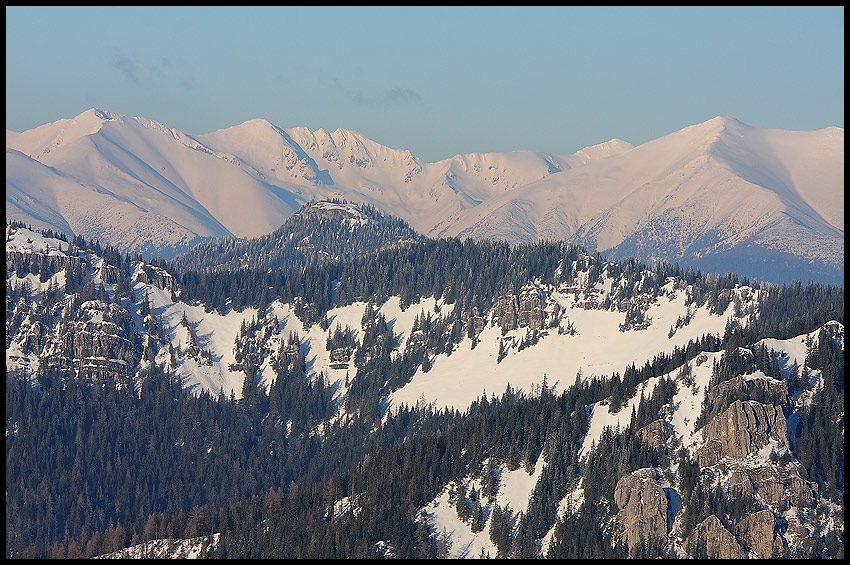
[6,6,844,163]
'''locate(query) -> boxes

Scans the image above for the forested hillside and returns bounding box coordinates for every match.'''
[5,208,844,559]
[168,200,422,275]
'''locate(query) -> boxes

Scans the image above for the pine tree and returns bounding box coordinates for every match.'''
[470,497,485,533]
[481,458,499,500]
[455,482,471,523]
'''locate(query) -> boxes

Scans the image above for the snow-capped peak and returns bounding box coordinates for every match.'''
[228,117,283,135]
[569,138,635,164]
[80,107,118,123]
[6,108,119,157]
[5,110,844,283]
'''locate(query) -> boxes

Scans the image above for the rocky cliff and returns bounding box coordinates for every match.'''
[737,509,786,558]
[696,400,788,467]
[490,283,545,331]
[614,467,669,554]
[684,515,747,559]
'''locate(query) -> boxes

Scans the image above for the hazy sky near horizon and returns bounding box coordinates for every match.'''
[6,6,844,162]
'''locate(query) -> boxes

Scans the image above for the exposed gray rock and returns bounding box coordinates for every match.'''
[22,300,142,382]
[684,514,747,559]
[727,467,755,499]
[696,400,788,467]
[329,347,351,368]
[737,509,785,558]
[99,264,122,284]
[491,283,545,331]
[134,265,177,292]
[723,462,816,510]
[748,466,786,506]
[6,250,85,277]
[637,419,672,450]
[491,294,519,331]
[784,522,812,551]
[706,373,789,413]
[613,467,669,554]
[517,284,545,330]
[466,306,485,338]
[785,471,815,508]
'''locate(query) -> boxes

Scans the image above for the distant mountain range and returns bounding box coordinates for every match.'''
[6,109,843,284]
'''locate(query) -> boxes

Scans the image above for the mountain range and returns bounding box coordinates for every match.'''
[6,109,843,284]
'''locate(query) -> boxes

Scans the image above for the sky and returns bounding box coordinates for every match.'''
[5,6,844,163]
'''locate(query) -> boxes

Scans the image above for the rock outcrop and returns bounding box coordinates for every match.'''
[737,509,785,558]
[727,466,755,498]
[684,514,747,559]
[466,307,485,338]
[702,374,789,421]
[613,467,669,554]
[134,264,178,292]
[517,284,545,330]
[329,347,351,367]
[748,466,787,506]
[491,284,545,331]
[24,300,141,382]
[6,250,84,280]
[696,400,788,467]
[725,463,815,508]
[637,419,672,450]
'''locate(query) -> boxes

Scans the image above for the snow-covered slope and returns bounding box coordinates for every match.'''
[446,117,844,283]
[7,222,842,559]
[6,110,299,257]
[194,121,597,237]
[386,280,739,413]
[7,110,843,284]
[418,319,843,559]
[5,222,756,411]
